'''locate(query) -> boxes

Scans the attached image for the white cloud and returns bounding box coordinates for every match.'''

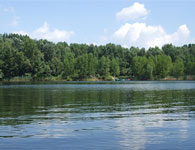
[14,22,75,42]
[146,24,190,47]
[116,2,149,21]
[112,2,191,48]
[106,23,190,48]
[15,30,28,35]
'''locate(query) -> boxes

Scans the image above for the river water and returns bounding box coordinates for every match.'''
[0,81,195,150]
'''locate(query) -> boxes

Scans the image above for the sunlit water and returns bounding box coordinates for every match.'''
[0,81,195,150]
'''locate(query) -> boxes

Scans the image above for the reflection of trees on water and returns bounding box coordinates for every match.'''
[0,87,195,127]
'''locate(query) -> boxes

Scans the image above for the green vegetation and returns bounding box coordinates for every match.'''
[0,34,195,81]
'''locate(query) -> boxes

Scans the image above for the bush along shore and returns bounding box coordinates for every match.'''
[0,34,195,81]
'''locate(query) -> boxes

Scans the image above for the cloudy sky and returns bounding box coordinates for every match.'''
[0,0,194,48]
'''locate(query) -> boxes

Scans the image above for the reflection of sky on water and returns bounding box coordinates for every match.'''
[116,117,147,150]
[1,81,195,91]
[115,108,190,150]
[0,106,194,149]
[0,81,195,149]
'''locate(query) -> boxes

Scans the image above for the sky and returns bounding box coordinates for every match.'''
[0,0,195,48]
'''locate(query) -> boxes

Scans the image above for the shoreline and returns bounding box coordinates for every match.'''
[1,76,195,83]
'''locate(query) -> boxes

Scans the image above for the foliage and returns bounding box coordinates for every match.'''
[0,34,195,81]
[171,58,184,79]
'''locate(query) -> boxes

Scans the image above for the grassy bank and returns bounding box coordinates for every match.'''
[1,75,195,83]
[160,75,195,80]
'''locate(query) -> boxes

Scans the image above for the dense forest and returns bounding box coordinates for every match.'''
[0,34,195,81]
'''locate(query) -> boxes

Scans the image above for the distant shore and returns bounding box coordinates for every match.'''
[1,75,195,83]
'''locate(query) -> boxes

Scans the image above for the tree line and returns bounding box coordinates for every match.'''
[0,34,195,81]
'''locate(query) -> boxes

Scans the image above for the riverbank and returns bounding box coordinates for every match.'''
[1,75,195,83]
[160,75,195,81]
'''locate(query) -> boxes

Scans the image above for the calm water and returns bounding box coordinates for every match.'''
[0,81,195,150]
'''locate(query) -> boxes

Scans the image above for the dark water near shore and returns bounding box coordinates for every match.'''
[0,81,195,150]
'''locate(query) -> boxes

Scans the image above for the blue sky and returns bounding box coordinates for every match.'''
[0,0,195,48]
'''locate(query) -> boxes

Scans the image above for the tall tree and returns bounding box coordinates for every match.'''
[76,54,88,78]
[0,41,18,79]
[63,51,75,79]
[110,58,120,77]
[171,58,184,79]
[23,38,45,79]
[153,55,172,79]
[98,56,110,77]
[88,53,96,76]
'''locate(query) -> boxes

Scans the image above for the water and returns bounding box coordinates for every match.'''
[0,81,195,150]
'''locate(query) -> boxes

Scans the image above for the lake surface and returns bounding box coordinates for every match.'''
[0,81,195,150]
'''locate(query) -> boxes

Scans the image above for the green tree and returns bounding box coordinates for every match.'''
[152,55,172,79]
[185,61,195,75]
[147,46,162,57]
[98,56,110,77]
[132,56,153,80]
[171,58,184,79]
[0,33,194,81]
[110,58,120,77]
[162,44,179,61]
[88,53,96,76]
[76,54,88,78]
[50,57,63,76]
[14,51,30,76]
[63,51,75,79]
[23,38,45,79]
[0,41,18,79]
